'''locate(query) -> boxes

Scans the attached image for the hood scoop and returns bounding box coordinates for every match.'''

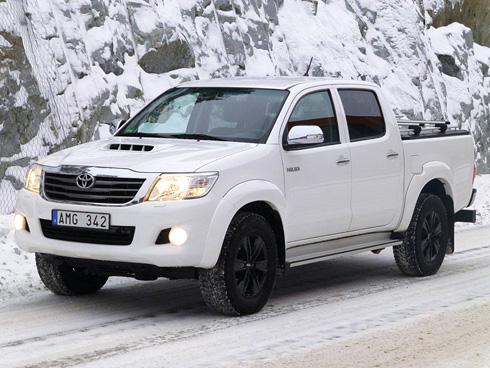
[108,143,154,152]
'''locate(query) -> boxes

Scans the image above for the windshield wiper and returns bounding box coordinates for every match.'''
[117,132,225,141]
[168,133,225,141]
[117,132,172,138]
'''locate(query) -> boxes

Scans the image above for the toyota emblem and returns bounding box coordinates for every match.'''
[76,173,95,189]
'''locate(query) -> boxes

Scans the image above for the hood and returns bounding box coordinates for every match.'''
[40,137,258,173]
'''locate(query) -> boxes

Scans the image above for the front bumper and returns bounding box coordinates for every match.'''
[14,189,220,268]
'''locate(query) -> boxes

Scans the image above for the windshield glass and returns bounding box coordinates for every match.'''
[117,87,289,143]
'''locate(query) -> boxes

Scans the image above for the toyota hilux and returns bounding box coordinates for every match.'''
[14,77,477,315]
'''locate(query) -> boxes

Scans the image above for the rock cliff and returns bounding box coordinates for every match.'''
[0,0,489,212]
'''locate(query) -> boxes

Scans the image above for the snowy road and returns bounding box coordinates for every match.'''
[1,226,490,368]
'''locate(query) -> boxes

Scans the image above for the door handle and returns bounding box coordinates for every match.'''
[386,151,399,159]
[336,156,351,165]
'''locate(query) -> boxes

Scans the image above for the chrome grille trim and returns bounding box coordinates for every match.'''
[41,167,153,206]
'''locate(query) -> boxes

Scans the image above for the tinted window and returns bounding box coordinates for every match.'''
[287,91,340,145]
[339,90,385,141]
[118,88,288,143]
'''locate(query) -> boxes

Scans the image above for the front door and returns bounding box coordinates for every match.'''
[282,90,352,243]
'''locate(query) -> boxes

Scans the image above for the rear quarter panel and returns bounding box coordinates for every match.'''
[396,134,474,232]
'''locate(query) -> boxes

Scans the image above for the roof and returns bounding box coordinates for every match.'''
[178,77,378,90]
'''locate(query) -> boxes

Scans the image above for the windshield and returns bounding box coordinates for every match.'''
[117,87,289,143]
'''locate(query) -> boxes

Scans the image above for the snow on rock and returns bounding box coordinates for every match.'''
[428,23,490,170]
[0,0,490,213]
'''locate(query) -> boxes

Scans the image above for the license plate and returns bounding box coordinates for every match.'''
[52,210,110,230]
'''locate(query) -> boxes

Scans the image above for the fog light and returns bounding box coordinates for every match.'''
[14,214,27,231]
[169,227,187,246]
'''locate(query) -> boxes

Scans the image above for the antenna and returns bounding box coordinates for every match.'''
[304,57,313,77]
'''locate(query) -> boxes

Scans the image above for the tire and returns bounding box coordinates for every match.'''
[36,253,108,296]
[199,212,278,316]
[394,194,449,276]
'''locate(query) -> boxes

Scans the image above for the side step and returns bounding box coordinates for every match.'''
[286,232,402,268]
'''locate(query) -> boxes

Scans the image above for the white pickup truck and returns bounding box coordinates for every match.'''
[14,77,477,315]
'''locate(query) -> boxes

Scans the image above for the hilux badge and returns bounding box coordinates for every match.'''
[76,173,95,189]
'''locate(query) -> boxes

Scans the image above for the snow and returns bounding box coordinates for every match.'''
[428,25,459,56]
[13,85,28,107]
[0,216,40,303]
[474,43,490,66]
[0,34,12,48]
[1,223,490,367]
[132,6,161,35]
[464,175,490,227]
[424,0,463,14]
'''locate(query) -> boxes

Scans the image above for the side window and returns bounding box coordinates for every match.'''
[286,91,340,147]
[338,89,386,141]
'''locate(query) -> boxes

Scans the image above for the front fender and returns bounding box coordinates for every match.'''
[199,180,287,268]
[395,161,454,232]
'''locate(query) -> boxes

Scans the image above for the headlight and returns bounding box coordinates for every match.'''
[145,172,218,201]
[24,165,42,193]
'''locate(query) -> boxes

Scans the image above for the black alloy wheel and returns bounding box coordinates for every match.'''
[234,234,269,298]
[420,210,443,263]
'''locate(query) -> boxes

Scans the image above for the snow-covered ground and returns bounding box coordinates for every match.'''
[1,226,490,367]
[1,176,489,367]
[467,174,490,227]
[253,300,490,368]
[0,216,41,303]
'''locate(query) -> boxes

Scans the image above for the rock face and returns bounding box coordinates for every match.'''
[138,40,196,74]
[0,0,489,213]
[0,32,50,159]
[431,0,490,47]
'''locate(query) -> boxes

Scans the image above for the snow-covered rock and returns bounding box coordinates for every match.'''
[0,0,489,213]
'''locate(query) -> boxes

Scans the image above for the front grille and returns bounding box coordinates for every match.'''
[43,172,145,204]
[40,219,135,245]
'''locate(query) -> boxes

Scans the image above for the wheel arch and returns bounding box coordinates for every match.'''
[200,180,287,269]
[395,162,454,234]
[237,201,286,272]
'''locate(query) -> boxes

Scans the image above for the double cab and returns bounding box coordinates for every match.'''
[15,78,477,315]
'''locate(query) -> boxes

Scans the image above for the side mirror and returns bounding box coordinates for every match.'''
[110,120,127,135]
[286,125,324,147]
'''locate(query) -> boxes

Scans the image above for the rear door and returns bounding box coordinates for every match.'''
[281,89,351,242]
[337,88,403,231]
